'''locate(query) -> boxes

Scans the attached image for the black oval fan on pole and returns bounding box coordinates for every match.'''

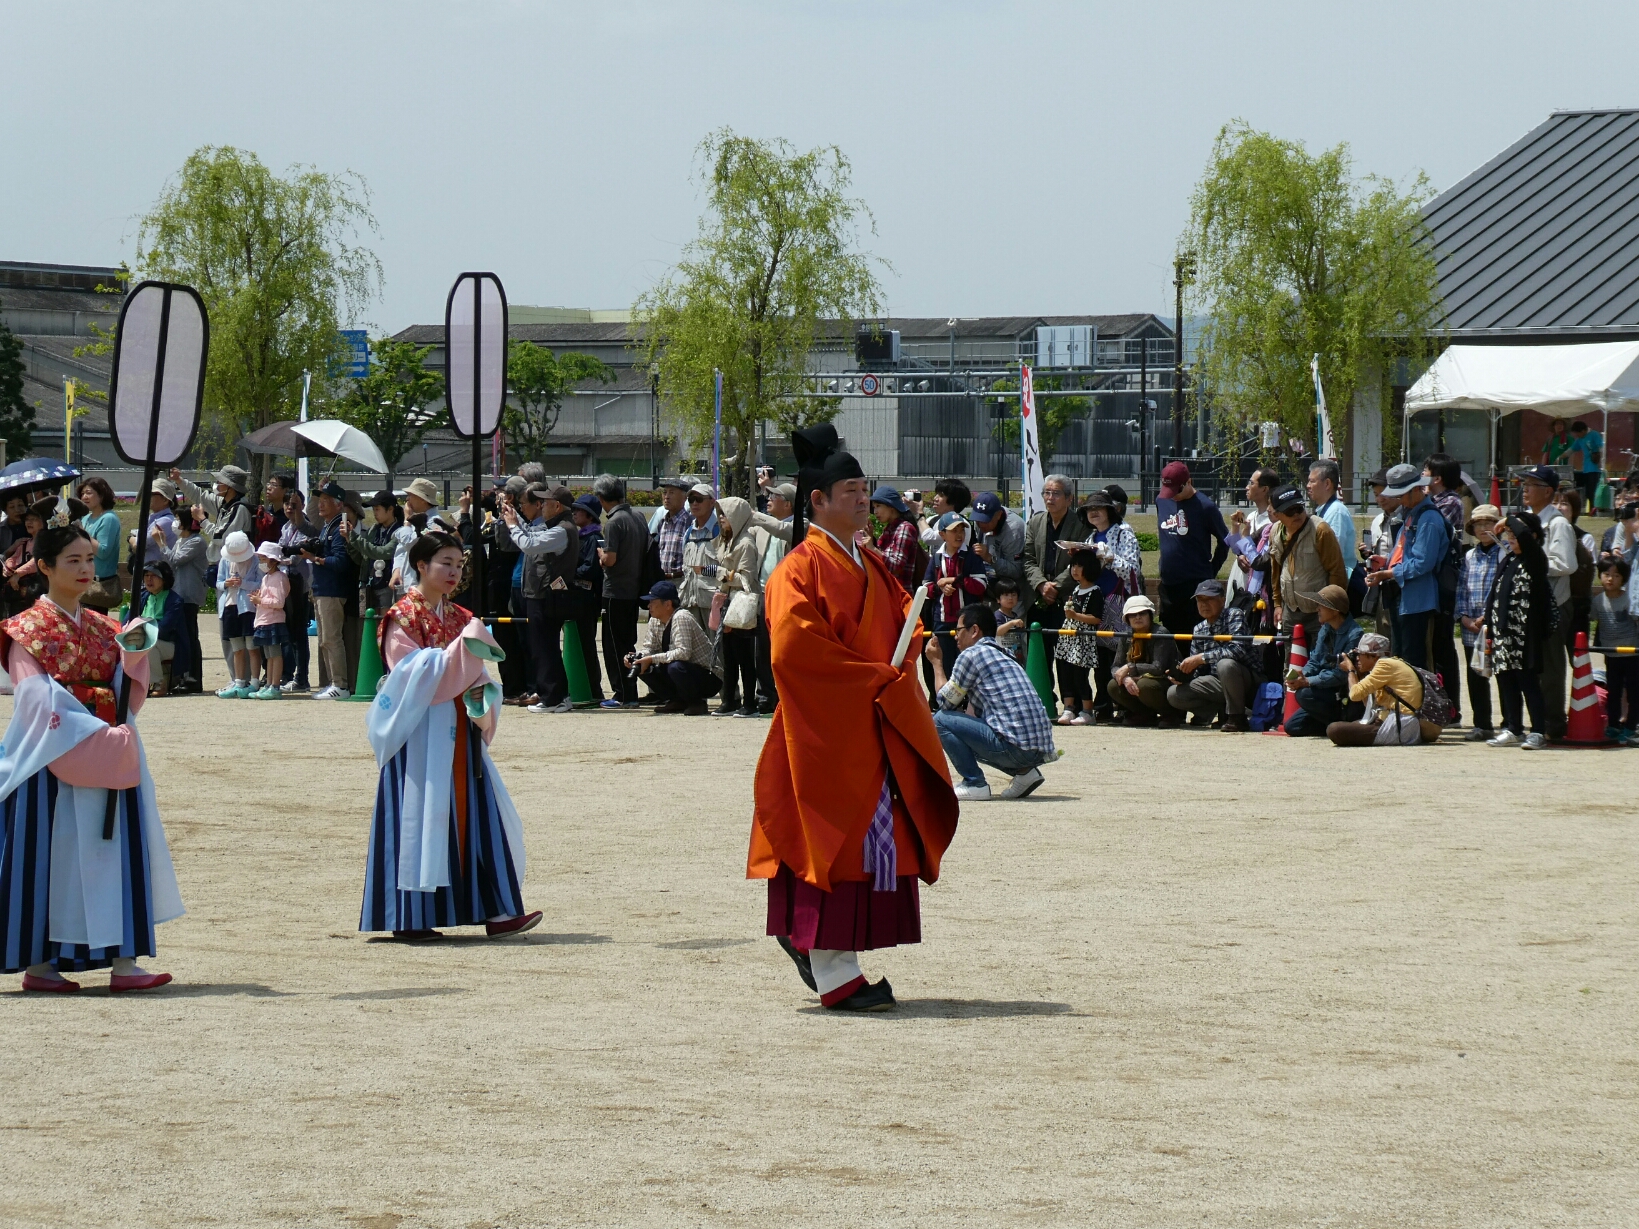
[103,280,210,838]
[444,271,508,619]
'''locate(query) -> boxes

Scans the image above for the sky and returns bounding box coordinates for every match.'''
[7,1,1638,333]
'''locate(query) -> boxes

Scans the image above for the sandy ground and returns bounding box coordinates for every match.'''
[2,650,1637,1228]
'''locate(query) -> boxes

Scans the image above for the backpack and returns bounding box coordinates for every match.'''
[1247,681,1286,732]
[1570,535,1596,600]
[1387,665,1454,726]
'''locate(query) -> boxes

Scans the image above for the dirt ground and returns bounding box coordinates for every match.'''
[2,650,1636,1228]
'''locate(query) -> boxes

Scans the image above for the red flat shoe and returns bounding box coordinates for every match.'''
[21,972,80,993]
[109,971,173,993]
[485,911,542,937]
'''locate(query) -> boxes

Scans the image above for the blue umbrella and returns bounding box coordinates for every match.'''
[0,457,82,495]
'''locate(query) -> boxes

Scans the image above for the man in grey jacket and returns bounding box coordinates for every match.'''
[970,490,1026,602]
[505,483,579,714]
[1520,465,1579,739]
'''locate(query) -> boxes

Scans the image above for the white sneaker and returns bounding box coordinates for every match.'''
[1521,732,1547,750]
[1069,711,1094,726]
[954,782,992,802]
[1486,729,1520,747]
[331,688,350,701]
[999,766,1045,799]
[311,685,338,700]
[279,679,297,693]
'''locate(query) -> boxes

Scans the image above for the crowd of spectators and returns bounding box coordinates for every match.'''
[10,448,1635,777]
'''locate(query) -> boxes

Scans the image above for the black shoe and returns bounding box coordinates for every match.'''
[827,977,896,1012]
[1188,713,1214,727]
[682,701,709,716]
[775,937,816,991]
[391,929,443,942]
[653,700,686,714]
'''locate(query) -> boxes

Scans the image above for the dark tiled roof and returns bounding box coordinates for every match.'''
[1424,109,1639,336]
[0,286,123,315]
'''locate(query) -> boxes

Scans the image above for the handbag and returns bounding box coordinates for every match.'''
[86,575,122,609]
[724,590,759,630]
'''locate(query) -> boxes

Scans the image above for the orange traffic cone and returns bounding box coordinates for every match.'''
[1489,474,1502,508]
[1566,631,1611,745]
[1267,620,1308,736]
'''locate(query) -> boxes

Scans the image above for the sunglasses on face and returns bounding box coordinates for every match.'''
[687,494,708,503]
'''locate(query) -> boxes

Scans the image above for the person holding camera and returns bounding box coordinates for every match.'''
[1325,632,1440,746]
[299,480,360,700]
[628,580,718,715]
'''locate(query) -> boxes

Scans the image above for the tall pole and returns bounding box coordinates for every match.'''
[1172,254,1193,455]
[470,277,485,619]
[712,368,723,493]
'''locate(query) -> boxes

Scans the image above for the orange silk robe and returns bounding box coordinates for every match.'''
[749,527,958,892]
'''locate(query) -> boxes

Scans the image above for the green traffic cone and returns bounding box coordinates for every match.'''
[562,620,593,707]
[1024,621,1056,716]
[344,607,386,701]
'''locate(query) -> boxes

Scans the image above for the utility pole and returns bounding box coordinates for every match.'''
[1172,252,1195,455]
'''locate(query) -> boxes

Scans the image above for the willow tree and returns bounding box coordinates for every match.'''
[135,145,381,467]
[634,129,885,495]
[1182,121,1444,476]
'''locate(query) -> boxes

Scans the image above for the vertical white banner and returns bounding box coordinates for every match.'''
[1312,353,1335,459]
[1019,363,1045,518]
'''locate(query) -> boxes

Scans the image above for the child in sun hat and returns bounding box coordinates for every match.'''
[216,530,262,698]
[247,540,290,700]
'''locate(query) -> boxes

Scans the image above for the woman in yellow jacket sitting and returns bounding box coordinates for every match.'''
[1326,632,1441,746]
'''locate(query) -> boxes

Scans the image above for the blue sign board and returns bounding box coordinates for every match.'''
[340,330,370,378]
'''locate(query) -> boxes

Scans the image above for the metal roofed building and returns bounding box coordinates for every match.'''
[1413,109,1639,473]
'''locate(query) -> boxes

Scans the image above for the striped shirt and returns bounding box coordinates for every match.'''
[937,637,1057,753]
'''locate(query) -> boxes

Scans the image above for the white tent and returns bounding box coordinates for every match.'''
[1403,341,1639,475]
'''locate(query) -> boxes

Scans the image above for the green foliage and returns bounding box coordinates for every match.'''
[332,337,446,481]
[634,129,885,495]
[1135,531,1159,552]
[988,371,1090,458]
[0,304,34,454]
[504,340,614,465]
[135,145,381,456]
[1182,120,1444,462]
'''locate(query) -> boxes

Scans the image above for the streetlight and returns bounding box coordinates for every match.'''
[649,362,661,487]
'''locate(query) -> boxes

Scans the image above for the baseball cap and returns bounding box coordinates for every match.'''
[545,484,575,506]
[1367,468,1390,488]
[1160,461,1190,499]
[688,483,716,501]
[771,483,796,503]
[1270,485,1305,514]
[315,480,347,501]
[370,489,399,509]
[936,511,967,533]
[1315,584,1350,613]
[1192,578,1226,599]
[1380,463,1430,497]
[869,485,908,515]
[639,580,680,605]
[970,492,1003,520]
[1519,464,1560,488]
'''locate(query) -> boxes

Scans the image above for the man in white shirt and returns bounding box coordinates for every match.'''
[1520,465,1578,739]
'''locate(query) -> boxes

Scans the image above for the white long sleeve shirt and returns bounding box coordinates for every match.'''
[1537,504,1577,607]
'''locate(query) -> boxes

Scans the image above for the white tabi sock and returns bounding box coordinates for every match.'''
[24,962,63,982]
[809,949,866,1005]
[111,957,146,977]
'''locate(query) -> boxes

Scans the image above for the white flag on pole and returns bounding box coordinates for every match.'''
[1020,363,1045,518]
[1312,353,1335,459]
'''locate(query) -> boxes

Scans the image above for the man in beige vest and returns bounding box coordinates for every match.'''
[1268,484,1348,654]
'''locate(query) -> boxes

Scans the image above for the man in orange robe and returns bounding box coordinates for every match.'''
[749,426,959,1011]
